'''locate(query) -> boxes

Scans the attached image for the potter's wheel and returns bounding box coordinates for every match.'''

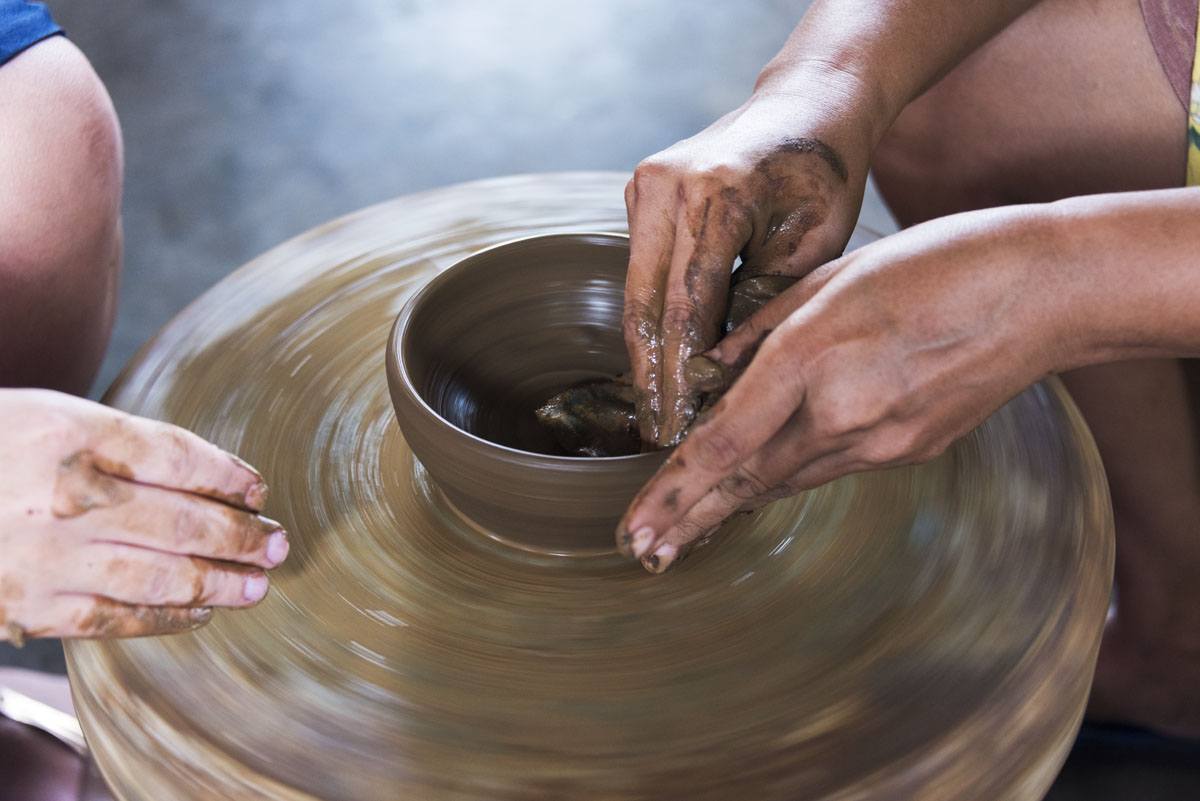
[65,173,1113,800]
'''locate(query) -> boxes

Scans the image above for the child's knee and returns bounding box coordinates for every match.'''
[0,37,123,394]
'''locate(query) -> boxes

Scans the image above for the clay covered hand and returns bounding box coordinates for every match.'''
[618,207,1072,572]
[623,90,871,448]
[536,274,796,458]
[0,389,288,641]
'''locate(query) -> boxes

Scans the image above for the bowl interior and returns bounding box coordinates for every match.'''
[402,234,631,456]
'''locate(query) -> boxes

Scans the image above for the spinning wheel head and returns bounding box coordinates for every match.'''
[64,175,1113,801]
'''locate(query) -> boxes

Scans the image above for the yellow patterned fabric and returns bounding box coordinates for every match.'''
[1189,1,1200,185]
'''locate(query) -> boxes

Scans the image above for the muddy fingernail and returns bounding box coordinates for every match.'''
[189,607,213,626]
[245,481,269,510]
[630,526,656,558]
[643,543,678,574]
[266,530,290,566]
[243,574,269,603]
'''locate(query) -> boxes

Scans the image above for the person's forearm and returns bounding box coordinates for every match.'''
[754,0,1042,145]
[820,186,1200,377]
[1043,188,1200,366]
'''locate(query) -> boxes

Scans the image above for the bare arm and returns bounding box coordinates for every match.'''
[624,0,1044,446]
[0,36,123,395]
[757,0,1044,142]
[1047,189,1200,363]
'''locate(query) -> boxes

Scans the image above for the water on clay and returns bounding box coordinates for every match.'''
[65,174,1113,801]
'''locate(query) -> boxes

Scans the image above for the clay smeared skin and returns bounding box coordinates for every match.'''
[774,137,849,182]
[72,598,211,639]
[683,355,730,395]
[663,487,681,510]
[0,577,20,630]
[53,451,136,518]
[543,274,796,458]
[99,416,269,510]
[0,389,284,644]
[627,134,855,449]
[0,576,24,602]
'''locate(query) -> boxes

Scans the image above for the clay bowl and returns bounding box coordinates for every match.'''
[386,232,666,554]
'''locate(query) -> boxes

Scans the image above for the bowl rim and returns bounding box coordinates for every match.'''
[388,230,665,464]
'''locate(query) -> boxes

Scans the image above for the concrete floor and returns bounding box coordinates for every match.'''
[2,1,1196,797]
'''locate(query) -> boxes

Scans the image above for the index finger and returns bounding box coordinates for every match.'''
[91,411,268,511]
[615,332,805,558]
[655,189,752,445]
[623,168,678,444]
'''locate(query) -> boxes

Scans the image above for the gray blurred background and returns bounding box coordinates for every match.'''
[3,1,1197,797]
[68,0,899,397]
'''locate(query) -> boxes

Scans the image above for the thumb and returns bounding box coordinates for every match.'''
[692,258,844,393]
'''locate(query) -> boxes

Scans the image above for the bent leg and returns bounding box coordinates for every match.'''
[872,0,1200,736]
[873,0,1185,217]
[0,37,123,396]
[1064,359,1200,736]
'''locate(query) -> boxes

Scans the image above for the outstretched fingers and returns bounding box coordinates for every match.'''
[75,481,288,570]
[90,411,268,511]
[67,541,268,608]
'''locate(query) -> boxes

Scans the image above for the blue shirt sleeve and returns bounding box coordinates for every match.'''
[0,0,62,67]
